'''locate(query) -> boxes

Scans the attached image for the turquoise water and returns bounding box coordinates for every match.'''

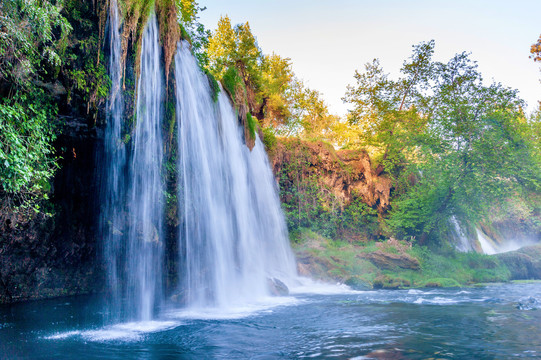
[1,283,540,359]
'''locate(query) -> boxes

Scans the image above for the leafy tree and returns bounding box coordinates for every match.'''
[288,79,337,140]
[259,53,294,128]
[385,47,540,242]
[177,0,210,67]
[342,41,434,176]
[207,15,261,83]
[206,16,337,141]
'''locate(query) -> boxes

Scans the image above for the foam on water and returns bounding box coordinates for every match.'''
[289,277,363,295]
[167,296,300,320]
[44,320,180,342]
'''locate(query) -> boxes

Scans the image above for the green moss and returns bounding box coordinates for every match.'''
[222,66,245,100]
[422,278,461,288]
[246,112,256,140]
[205,70,220,102]
[292,229,514,289]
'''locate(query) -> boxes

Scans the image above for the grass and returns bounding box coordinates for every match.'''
[292,228,512,289]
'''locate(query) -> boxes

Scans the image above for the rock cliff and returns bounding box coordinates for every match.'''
[269,138,391,213]
[0,117,102,304]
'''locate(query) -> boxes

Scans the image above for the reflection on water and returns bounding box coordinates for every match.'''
[1,283,540,359]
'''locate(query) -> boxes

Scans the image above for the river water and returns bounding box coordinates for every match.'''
[1,282,540,359]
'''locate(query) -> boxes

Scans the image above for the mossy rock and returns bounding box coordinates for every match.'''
[422,278,461,288]
[373,275,411,289]
[344,276,372,291]
[496,245,541,280]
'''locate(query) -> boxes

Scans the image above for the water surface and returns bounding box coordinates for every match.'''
[1,282,540,359]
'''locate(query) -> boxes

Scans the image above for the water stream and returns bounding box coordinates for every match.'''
[124,14,165,321]
[175,41,297,309]
[2,283,541,359]
[102,12,165,322]
[101,0,126,322]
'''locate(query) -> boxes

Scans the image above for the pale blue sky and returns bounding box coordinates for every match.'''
[199,0,541,116]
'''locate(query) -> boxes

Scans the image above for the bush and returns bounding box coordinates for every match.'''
[262,126,277,150]
[0,93,58,214]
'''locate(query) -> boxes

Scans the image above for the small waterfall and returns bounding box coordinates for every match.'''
[174,41,297,308]
[125,14,165,321]
[449,216,473,252]
[102,0,126,321]
[476,229,498,255]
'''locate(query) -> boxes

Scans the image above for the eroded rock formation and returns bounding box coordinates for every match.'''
[269,138,392,213]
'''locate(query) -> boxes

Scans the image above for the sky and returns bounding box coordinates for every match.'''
[198,0,541,117]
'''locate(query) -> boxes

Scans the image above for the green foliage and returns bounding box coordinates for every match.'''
[342,41,541,243]
[176,0,210,67]
[277,144,379,240]
[207,16,261,81]
[262,126,277,150]
[0,0,75,215]
[62,0,110,116]
[246,112,256,140]
[0,0,72,88]
[204,69,220,102]
[222,66,245,98]
[0,93,58,212]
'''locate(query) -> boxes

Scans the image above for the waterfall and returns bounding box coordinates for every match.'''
[102,10,165,322]
[102,0,126,321]
[449,216,473,252]
[125,14,165,321]
[174,41,297,308]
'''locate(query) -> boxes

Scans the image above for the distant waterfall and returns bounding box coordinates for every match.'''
[125,14,165,321]
[174,41,297,308]
[102,11,165,322]
[102,0,126,321]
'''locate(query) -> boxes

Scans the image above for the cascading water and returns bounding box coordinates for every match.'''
[449,216,473,252]
[174,41,297,308]
[101,0,127,321]
[125,14,165,321]
[102,10,165,322]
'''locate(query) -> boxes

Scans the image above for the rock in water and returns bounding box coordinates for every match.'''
[267,278,289,296]
[516,296,540,310]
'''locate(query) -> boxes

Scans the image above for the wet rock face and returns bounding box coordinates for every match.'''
[0,117,102,304]
[269,138,391,213]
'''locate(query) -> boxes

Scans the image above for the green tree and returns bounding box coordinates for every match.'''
[386,48,540,242]
[342,41,434,176]
[0,0,72,216]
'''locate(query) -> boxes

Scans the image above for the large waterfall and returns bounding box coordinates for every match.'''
[102,12,165,322]
[175,41,297,308]
[102,9,297,320]
[101,0,126,321]
[125,14,165,321]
